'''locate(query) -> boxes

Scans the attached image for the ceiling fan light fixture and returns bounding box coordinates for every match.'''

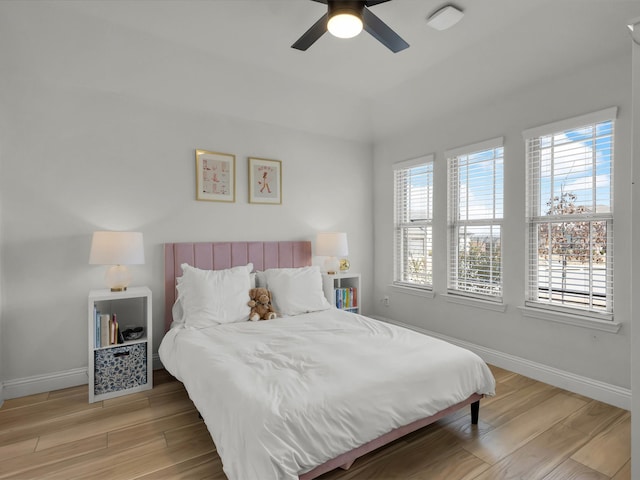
[328,12,363,38]
[327,2,365,39]
[291,0,408,53]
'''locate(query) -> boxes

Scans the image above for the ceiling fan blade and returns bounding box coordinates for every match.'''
[292,13,329,51]
[310,0,328,3]
[362,7,409,52]
[365,1,391,6]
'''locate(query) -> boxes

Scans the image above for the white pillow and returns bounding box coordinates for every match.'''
[171,299,185,327]
[263,266,331,316]
[177,263,253,328]
[255,270,267,288]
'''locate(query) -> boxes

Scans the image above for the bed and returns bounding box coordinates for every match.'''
[159,241,495,480]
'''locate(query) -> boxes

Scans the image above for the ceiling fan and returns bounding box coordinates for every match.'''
[292,0,409,53]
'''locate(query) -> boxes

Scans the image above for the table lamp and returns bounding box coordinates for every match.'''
[89,231,145,291]
[316,232,348,274]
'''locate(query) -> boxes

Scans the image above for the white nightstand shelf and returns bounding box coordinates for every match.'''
[322,272,361,314]
[88,286,153,403]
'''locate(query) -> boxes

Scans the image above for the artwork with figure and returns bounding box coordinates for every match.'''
[249,157,282,204]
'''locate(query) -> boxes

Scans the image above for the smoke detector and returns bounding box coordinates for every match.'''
[426,5,464,31]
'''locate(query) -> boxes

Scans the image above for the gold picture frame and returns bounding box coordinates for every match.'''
[248,157,282,205]
[195,149,236,202]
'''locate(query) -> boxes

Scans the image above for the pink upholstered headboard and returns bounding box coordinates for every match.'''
[164,241,312,331]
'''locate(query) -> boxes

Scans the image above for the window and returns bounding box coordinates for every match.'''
[524,107,616,319]
[447,138,504,300]
[393,155,433,288]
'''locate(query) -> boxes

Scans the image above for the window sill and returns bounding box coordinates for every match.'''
[442,293,507,312]
[389,284,435,299]
[518,306,621,333]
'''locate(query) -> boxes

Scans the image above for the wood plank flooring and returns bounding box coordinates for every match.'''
[0,366,630,479]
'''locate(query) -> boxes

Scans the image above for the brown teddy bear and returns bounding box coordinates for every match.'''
[248,287,277,321]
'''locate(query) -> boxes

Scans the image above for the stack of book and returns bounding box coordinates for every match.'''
[335,287,358,310]
[93,307,124,348]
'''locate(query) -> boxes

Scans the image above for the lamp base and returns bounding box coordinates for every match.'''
[105,265,131,292]
[323,256,340,275]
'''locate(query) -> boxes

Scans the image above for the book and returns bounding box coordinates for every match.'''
[334,287,359,309]
[110,314,119,345]
[100,314,110,347]
[94,307,99,348]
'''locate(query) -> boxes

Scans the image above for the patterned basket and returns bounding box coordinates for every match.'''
[94,343,147,395]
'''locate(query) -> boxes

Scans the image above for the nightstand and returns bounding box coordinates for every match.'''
[322,272,361,314]
[88,287,153,403]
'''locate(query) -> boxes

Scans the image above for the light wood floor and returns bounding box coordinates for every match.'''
[0,366,630,480]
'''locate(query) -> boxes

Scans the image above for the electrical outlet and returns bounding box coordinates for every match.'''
[383,296,390,307]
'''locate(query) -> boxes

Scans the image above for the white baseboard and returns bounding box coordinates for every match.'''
[3,367,88,400]
[152,353,163,370]
[3,354,164,400]
[374,315,631,410]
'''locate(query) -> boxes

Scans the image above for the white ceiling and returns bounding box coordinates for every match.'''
[5,0,640,142]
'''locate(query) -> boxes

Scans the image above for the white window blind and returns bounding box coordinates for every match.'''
[524,108,616,318]
[394,155,433,288]
[447,138,503,299]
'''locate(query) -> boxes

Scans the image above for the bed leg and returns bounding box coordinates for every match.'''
[470,400,480,425]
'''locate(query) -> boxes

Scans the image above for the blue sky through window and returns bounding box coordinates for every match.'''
[538,120,612,215]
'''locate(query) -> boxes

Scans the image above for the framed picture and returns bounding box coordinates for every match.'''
[195,149,235,202]
[248,157,282,205]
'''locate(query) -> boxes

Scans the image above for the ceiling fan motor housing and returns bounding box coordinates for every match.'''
[328,1,365,21]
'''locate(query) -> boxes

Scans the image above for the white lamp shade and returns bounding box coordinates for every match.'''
[89,231,145,265]
[316,232,349,257]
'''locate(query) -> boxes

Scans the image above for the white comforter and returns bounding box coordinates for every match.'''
[158,309,495,480]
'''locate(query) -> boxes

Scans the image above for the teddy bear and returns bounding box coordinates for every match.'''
[248,287,277,321]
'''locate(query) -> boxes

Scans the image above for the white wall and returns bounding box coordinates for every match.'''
[372,52,633,393]
[630,17,640,480]
[0,55,5,405]
[0,13,374,394]
[0,144,3,406]
[0,92,373,391]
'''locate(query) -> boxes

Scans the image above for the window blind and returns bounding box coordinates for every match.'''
[525,111,615,317]
[447,138,503,299]
[394,156,433,287]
